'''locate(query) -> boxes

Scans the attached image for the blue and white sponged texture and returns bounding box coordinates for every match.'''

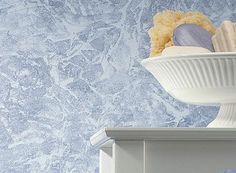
[0,0,235,172]
[224,170,236,173]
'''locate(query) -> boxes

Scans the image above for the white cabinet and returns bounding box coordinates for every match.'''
[90,128,236,173]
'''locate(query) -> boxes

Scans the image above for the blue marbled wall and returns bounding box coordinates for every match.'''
[0,0,235,172]
[225,170,236,173]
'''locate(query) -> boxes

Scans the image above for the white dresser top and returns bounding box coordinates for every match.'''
[90,128,236,147]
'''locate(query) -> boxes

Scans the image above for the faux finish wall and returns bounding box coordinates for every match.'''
[0,0,235,172]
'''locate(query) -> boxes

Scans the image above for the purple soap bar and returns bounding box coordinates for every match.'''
[173,24,215,52]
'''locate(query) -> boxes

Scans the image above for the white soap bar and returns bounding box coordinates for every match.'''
[161,46,211,57]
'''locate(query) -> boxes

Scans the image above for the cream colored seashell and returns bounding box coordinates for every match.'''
[212,20,236,52]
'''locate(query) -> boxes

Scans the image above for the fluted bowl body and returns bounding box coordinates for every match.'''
[141,53,236,104]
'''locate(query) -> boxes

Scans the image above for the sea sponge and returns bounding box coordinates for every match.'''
[148,10,216,57]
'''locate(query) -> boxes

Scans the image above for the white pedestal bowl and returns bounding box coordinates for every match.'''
[141,53,236,127]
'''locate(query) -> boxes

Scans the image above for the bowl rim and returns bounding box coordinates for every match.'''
[141,52,236,64]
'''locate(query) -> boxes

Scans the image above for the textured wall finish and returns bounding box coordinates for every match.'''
[0,0,235,172]
[225,170,236,173]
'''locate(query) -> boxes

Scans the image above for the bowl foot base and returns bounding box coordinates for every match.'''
[207,103,236,127]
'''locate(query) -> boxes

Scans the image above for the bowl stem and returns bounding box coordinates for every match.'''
[207,103,236,127]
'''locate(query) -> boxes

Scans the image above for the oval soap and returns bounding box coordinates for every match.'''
[173,24,215,52]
